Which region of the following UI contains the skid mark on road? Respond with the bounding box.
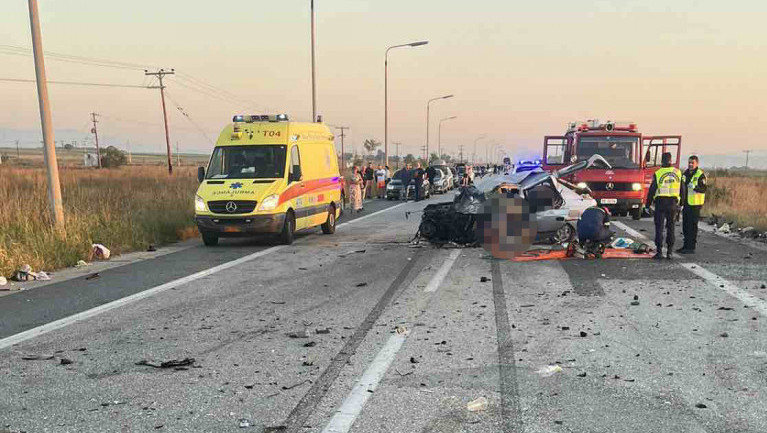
[320,332,408,433]
[279,250,423,432]
[492,260,523,432]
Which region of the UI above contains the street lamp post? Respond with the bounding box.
[438,116,457,160]
[426,94,453,162]
[384,41,428,168]
[472,135,486,164]
[310,0,317,122]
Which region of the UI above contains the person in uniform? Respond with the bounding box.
[646,152,685,260]
[677,155,707,254]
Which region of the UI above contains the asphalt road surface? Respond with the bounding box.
[1,183,766,433]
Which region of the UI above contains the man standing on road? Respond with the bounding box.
[363,163,374,201]
[677,155,707,254]
[646,152,685,260]
[414,162,425,201]
[375,165,387,199]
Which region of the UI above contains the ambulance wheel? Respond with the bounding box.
[201,231,219,247]
[322,204,336,234]
[631,208,642,220]
[280,211,295,245]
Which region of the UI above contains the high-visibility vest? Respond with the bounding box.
[685,169,705,206]
[654,167,682,200]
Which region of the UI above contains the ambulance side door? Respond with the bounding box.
[288,145,309,230]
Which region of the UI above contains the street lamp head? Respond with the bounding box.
[442,94,454,99]
[409,41,429,47]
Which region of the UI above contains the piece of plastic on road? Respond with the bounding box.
[610,237,633,249]
[91,244,111,260]
[0,276,6,286]
[467,396,488,412]
[537,365,563,377]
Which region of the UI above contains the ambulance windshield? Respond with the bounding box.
[207,145,287,179]
[576,136,638,169]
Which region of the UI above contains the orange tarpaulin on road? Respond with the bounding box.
[511,248,653,262]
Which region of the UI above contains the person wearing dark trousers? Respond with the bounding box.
[413,162,425,201]
[677,155,707,254]
[646,152,685,260]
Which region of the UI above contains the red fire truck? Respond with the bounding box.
[542,120,681,220]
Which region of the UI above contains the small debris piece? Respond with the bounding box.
[154,422,164,429]
[85,273,100,281]
[135,358,195,369]
[410,357,420,364]
[281,379,310,390]
[270,301,286,305]
[0,276,7,286]
[60,358,73,365]
[339,249,366,257]
[303,341,316,348]
[22,353,55,360]
[717,307,734,311]
[395,326,408,335]
[239,419,253,428]
[577,372,587,377]
[288,330,312,339]
[579,331,588,338]
[315,328,331,335]
[467,396,488,412]
[302,358,314,366]
[560,326,570,331]
[76,260,90,268]
[633,295,639,301]
[147,244,157,252]
[520,304,535,308]
[480,276,490,283]
[355,282,368,287]
[695,403,707,409]
[630,300,640,306]
[720,332,729,338]
[537,365,563,377]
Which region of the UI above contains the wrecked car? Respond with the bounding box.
[417,155,611,248]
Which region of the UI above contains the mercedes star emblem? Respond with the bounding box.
[225,201,237,213]
[606,182,615,191]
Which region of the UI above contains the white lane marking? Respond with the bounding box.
[612,220,649,242]
[424,249,461,292]
[0,246,282,351]
[336,203,405,229]
[320,248,461,433]
[681,263,767,317]
[321,332,407,433]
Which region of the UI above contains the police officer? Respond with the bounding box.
[646,152,685,260]
[677,155,707,254]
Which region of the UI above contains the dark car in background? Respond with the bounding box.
[386,178,406,200]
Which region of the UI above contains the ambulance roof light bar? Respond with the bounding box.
[232,114,290,123]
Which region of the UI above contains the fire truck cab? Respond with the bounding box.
[542,120,681,220]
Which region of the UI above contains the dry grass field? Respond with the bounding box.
[0,165,199,277]
[705,170,767,231]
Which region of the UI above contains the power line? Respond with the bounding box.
[164,90,215,145]
[0,44,152,70]
[0,77,147,88]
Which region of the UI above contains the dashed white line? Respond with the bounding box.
[681,263,767,317]
[424,249,461,292]
[612,220,649,243]
[336,203,405,229]
[321,332,408,433]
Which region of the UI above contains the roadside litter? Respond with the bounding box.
[135,357,196,369]
[467,396,488,412]
[537,365,563,377]
[0,276,6,286]
[10,265,53,282]
[75,260,90,268]
[90,243,111,260]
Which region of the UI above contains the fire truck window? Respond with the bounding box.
[546,144,565,164]
[644,146,660,167]
[665,145,679,165]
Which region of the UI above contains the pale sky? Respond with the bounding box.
[2,0,766,160]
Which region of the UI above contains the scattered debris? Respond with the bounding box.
[577,372,587,377]
[395,326,408,335]
[339,249,366,257]
[270,301,286,305]
[467,396,488,412]
[579,331,588,338]
[355,282,368,287]
[238,419,253,428]
[410,356,420,364]
[281,379,310,390]
[85,273,100,281]
[135,358,196,369]
[480,276,490,283]
[11,264,33,282]
[536,365,563,377]
[718,307,734,311]
[303,341,316,348]
[75,260,90,268]
[695,403,707,409]
[315,328,331,335]
[302,358,314,366]
[720,332,729,338]
[288,330,312,339]
[60,358,73,365]
[560,326,570,331]
[0,276,6,286]
[147,244,157,252]
[91,243,111,260]
[22,353,54,361]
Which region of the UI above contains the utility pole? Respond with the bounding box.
[458,144,464,164]
[335,126,349,171]
[744,150,752,169]
[393,141,401,169]
[145,68,175,174]
[90,112,101,168]
[310,0,317,122]
[28,0,64,231]
[176,141,180,166]
[15,140,20,159]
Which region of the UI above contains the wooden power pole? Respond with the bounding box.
[335,126,349,170]
[145,68,175,174]
[90,112,101,168]
[28,0,64,231]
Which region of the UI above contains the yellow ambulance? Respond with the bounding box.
[194,114,343,246]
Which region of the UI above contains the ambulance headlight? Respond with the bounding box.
[577,182,588,189]
[195,195,207,212]
[631,183,642,191]
[258,194,280,211]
